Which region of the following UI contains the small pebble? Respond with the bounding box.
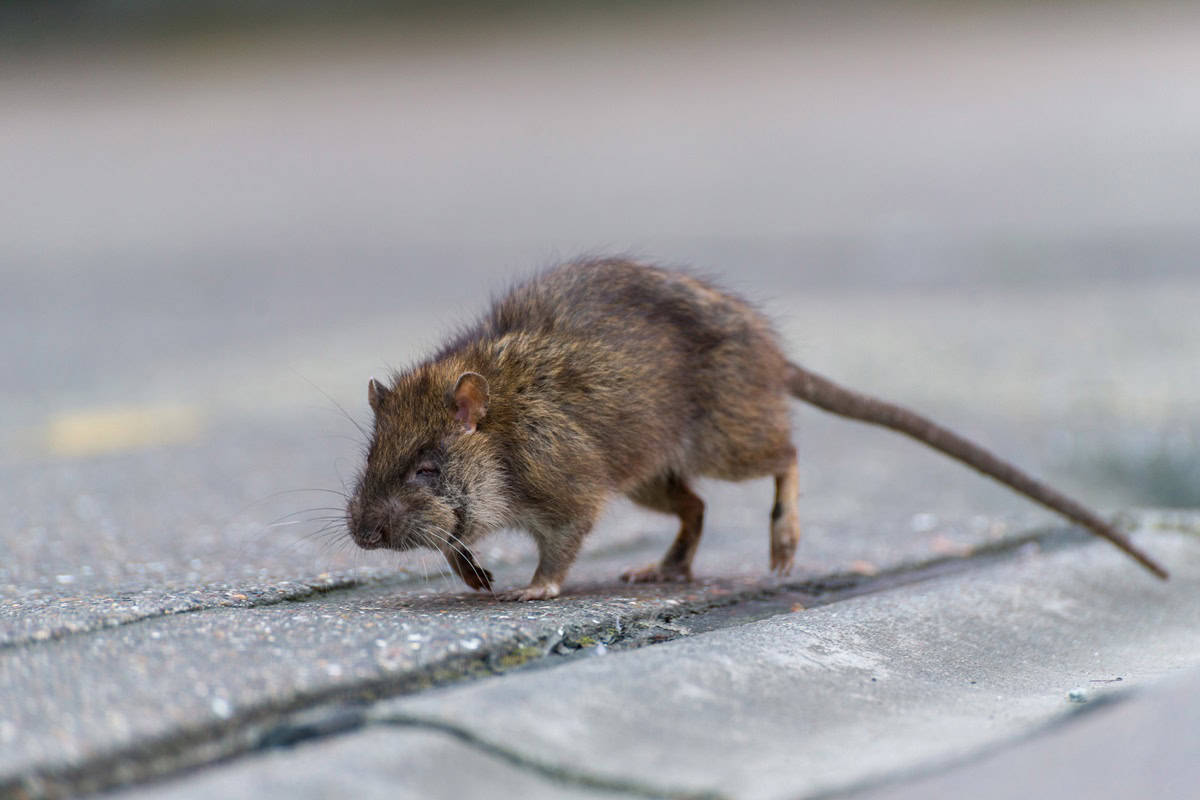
[1067,687,1088,704]
[211,698,232,719]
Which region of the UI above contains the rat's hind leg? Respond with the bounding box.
[771,454,802,575]
[621,474,705,583]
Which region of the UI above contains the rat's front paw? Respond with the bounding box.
[462,566,495,591]
[496,581,561,601]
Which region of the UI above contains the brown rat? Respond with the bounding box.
[346,258,1167,600]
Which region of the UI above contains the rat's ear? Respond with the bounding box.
[368,378,389,413]
[449,372,489,433]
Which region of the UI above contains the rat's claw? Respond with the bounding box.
[770,556,794,576]
[770,542,796,575]
[464,566,495,591]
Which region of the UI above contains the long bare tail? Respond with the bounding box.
[786,362,1168,579]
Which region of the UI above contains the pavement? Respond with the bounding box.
[3,4,1200,799]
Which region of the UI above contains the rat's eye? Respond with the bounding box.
[412,464,440,484]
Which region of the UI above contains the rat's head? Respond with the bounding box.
[347,367,508,554]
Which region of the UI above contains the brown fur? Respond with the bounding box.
[346,258,1165,601]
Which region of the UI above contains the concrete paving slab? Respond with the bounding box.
[856,665,1200,800]
[113,727,615,800]
[3,516,1179,798]
[368,524,1200,800]
[0,522,927,796]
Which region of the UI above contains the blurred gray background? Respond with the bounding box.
[2,0,1198,600]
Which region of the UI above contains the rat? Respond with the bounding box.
[345,257,1167,600]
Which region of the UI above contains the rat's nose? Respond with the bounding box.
[354,526,386,549]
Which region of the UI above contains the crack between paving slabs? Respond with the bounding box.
[0,532,669,652]
[0,523,1152,800]
[0,620,724,800]
[0,574,381,652]
[372,710,730,800]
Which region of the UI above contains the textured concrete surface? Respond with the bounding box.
[859,665,1200,800]
[380,527,1200,800]
[115,727,616,800]
[0,515,1050,793]
[103,522,1200,800]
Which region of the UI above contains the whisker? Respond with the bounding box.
[267,514,345,530]
[293,369,370,441]
[263,509,345,530]
[327,435,369,449]
[229,488,349,519]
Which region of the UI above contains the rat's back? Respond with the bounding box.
[467,258,775,353]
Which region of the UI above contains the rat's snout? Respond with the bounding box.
[347,495,410,551]
[351,514,389,550]
[346,496,381,549]
[357,528,385,549]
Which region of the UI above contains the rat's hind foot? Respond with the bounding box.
[770,459,802,576]
[770,542,796,576]
[496,581,561,602]
[624,474,704,585]
[770,510,800,575]
[620,562,693,584]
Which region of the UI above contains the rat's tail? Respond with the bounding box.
[785,361,1168,580]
